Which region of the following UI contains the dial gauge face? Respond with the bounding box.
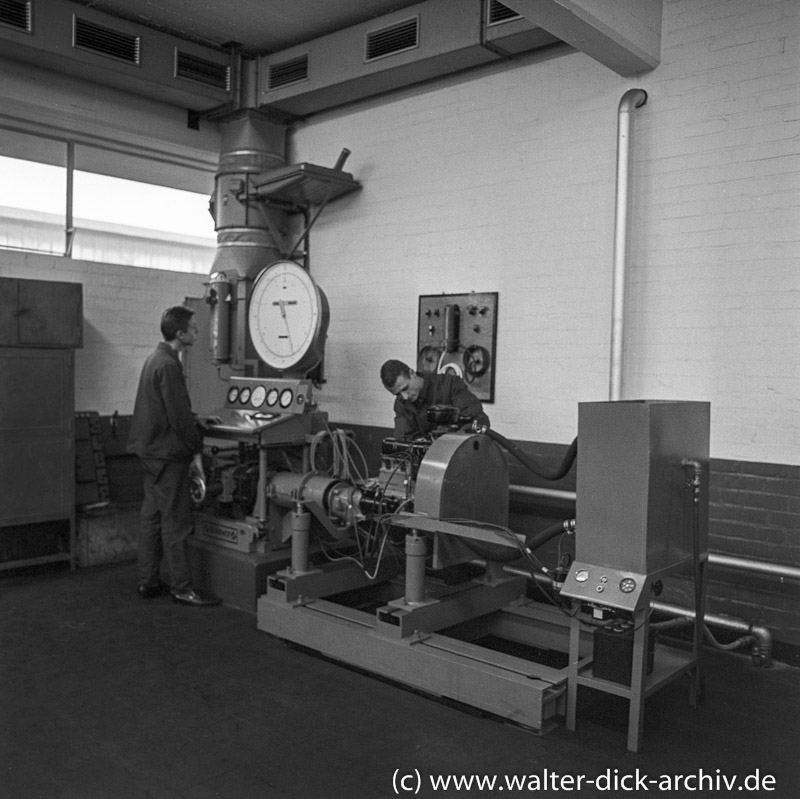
[266,388,279,407]
[227,386,240,404]
[250,385,267,408]
[238,386,251,405]
[279,388,294,409]
[248,261,329,372]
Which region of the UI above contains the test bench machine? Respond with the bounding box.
[190,263,709,754]
[188,118,709,751]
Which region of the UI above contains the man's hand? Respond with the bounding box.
[190,452,205,482]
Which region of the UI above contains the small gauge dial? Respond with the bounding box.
[227,386,240,404]
[251,386,267,408]
[266,388,279,407]
[619,578,637,594]
[279,388,294,409]
[239,386,251,405]
[575,569,589,583]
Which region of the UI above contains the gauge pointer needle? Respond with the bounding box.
[277,298,293,348]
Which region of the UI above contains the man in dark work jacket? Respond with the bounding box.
[128,305,219,606]
[380,358,490,439]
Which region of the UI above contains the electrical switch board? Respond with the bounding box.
[416,292,497,402]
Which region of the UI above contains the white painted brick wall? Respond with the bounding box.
[292,0,800,465]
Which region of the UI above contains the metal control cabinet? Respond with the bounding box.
[563,400,710,753]
[575,400,709,576]
[0,277,83,348]
[0,278,83,570]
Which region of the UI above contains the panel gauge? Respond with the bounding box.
[250,385,267,408]
[279,388,294,409]
[266,387,279,407]
[227,386,240,404]
[238,386,251,405]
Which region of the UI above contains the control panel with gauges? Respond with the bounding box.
[225,376,313,417]
[203,376,319,443]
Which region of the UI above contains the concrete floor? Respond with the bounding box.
[1,560,798,798]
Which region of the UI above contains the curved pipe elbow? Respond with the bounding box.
[619,88,648,113]
[749,623,773,667]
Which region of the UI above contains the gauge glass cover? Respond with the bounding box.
[248,261,328,371]
[250,386,267,407]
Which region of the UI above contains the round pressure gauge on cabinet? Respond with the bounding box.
[227,386,240,404]
[247,261,330,374]
[266,387,279,408]
[239,386,251,405]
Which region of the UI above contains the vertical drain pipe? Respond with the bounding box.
[609,89,647,401]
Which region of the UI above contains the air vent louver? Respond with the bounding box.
[175,51,230,91]
[488,1,522,25]
[73,16,140,64]
[365,16,419,62]
[269,54,309,89]
[0,0,31,32]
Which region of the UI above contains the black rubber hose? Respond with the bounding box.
[455,519,574,563]
[457,537,524,563]
[484,429,577,482]
[524,519,575,552]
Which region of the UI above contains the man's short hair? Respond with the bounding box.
[160,306,195,342]
[380,359,411,390]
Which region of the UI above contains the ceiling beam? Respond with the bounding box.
[498,0,662,76]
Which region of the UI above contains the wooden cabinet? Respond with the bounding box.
[0,277,83,348]
[0,278,82,570]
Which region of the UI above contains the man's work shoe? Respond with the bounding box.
[171,589,220,607]
[137,581,171,599]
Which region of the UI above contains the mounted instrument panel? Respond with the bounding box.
[224,377,313,416]
[559,562,651,612]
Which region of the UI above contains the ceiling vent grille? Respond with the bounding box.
[175,51,231,91]
[0,0,31,32]
[487,1,522,25]
[268,54,309,89]
[73,15,141,64]
[365,16,419,62]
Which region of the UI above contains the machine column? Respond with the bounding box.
[405,532,427,604]
[290,505,311,573]
[256,446,269,531]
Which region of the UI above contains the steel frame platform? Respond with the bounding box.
[257,567,583,733]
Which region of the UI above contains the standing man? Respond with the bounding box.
[128,305,219,606]
[380,359,490,440]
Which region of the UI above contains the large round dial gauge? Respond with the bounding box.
[250,385,267,408]
[248,260,330,374]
